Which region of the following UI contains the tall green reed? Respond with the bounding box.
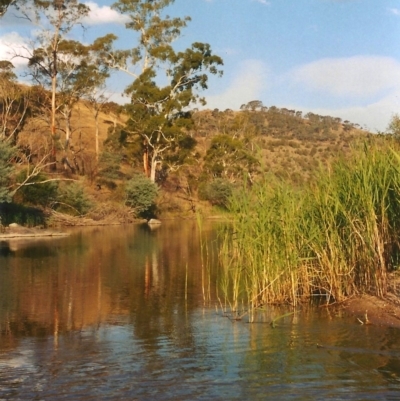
[219,139,400,312]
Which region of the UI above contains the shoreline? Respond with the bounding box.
[0,232,70,239]
[342,294,400,328]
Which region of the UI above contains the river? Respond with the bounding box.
[1,221,400,400]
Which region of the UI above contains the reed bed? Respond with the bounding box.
[219,140,400,318]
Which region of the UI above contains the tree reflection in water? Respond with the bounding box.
[1,222,400,400]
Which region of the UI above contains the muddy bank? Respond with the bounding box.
[343,293,400,328]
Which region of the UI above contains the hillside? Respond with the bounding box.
[191,107,368,185]
[4,98,372,221]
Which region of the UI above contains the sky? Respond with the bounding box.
[1,0,400,132]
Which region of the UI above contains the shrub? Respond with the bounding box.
[57,182,92,216]
[0,202,45,226]
[125,175,158,218]
[98,151,123,180]
[199,179,233,208]
[16,171,58,207]
[0,141,16,203]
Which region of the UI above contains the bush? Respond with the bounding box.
[0,141,16,203]
[199,179,233,208]
[125,175,158,218]
[57,182,92,216]
[16,171,58,207]
[98,152,123,180]
[0,202,45,227]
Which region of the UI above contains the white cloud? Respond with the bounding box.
[289,56,400,99]
[204,59,270,110]
[389,8,400,16]
[0,32,30,68]
[252,0,271,5]
[83,2,130,25]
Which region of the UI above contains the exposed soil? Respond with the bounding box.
[341,272,400,328]
[343,294,400,328]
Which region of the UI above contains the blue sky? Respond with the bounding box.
[1,0,400,131]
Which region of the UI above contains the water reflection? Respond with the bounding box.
[1,222,400,400]
[0,222,218,342]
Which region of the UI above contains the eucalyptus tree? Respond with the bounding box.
[387,114,400,138]
[82,35,118,163]
[17,0,90,169]
[0,0,43,17]
[0,61,30,144]
[107,0,223,182]
[29,38,112,171]
[0,0,15,16]
[204,134,260,183]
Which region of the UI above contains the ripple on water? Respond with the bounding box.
[2,309,400,400]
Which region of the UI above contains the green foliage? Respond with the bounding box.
[387,114,400,138]
[219,140,400,313]
[0,0,14,17]
[198,179,233,208]
[98,151,124,180]
[0,141,15,203]
[125,174,158,218]
[0,202,45,227]
[204,134,259,181]
[57,182,92,216]
[109,0,223,182]
[16,171,58,207]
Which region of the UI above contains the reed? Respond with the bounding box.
[219,139,400,310]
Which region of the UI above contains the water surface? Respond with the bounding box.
[1,221,400,400]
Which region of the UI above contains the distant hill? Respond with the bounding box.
[190,106,368,185]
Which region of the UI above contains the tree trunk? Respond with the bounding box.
[95,109,99,162]
[149,149,160,183]
[150,157,157,182]
[50,71,57,171]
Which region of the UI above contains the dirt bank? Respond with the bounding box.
[343,293,400,328]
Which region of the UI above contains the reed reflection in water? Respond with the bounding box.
[1,221,400,400]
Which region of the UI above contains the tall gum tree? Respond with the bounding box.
[16,0,90,170]
[0,61,31,144]
[29,38,112,171]
[108,0,223,182]
[0,0,15,16]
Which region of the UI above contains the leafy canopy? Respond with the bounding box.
[108,0,223,181]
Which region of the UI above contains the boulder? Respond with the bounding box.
[8,223,34,234]
[148,218,161,225]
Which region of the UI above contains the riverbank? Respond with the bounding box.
[0,223,70,239]
[343,294,400,328]
[342,273,400,328]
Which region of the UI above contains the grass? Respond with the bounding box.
[218,138,400,319]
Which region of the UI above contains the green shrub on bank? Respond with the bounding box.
[198,179,233,208]
[16,171,58,207]
[219,139,400,315]
[98,152,123,180]
[0,141,15,203]
[0,202,45,227]
[125,175,158,218]
[56,182,92,216]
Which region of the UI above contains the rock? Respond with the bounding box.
[148,219,161,225]
[8,223,34,234]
